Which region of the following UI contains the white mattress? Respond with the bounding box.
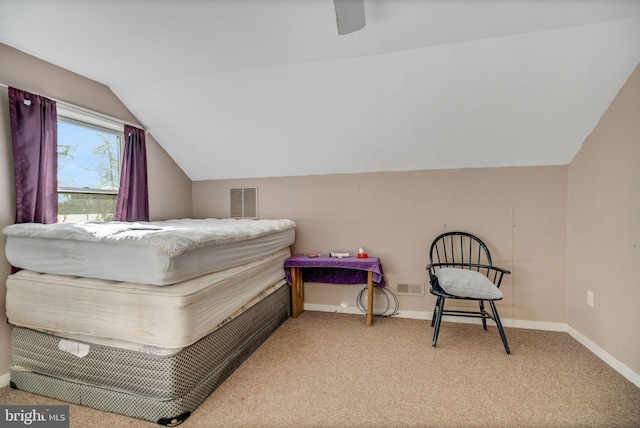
[6,248,291,351]
[4,218,295,285]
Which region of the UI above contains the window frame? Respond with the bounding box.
[56,106,125,222]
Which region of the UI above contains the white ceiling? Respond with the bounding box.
[1,0,639,181]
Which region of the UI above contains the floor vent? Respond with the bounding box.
[395,282,425,297]
[230,187,258,219]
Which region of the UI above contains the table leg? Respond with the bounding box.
[291,267,304,318]
[367,270,374,326]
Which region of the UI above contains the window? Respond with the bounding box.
[57,108,123,223]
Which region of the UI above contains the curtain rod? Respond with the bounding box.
[0,82,148,132]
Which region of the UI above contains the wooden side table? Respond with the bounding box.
[284,255,385,326]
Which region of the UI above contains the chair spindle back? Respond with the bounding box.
[429,231,493,272]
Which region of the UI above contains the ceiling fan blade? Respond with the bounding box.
[334,0,365,35]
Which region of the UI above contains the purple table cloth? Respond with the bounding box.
[284,254,386,288]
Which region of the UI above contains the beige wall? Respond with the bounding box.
[193,165,568,324]
[567,64,640,374]
[0,43,192,377]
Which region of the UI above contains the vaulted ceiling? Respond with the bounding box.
[1,0,639,180]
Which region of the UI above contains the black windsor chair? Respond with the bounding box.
[426,231,511,354]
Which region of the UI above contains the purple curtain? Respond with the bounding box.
[116,125,149,222]
[8,87,58,224]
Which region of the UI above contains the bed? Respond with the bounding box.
[3,218,296,426]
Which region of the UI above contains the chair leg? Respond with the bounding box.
[432,296,445,348]
[431,296,440,327]
[479,300,487,330]
[489,300,511,355]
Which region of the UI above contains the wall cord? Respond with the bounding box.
[356,285,399,318]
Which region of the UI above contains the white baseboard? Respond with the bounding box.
[513,319,568,332]
[303,304,639,388]
[304,303,364,316]
[0,372,10,388]
[567,326,640,389]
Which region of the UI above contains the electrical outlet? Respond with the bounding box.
[587,290,594,307]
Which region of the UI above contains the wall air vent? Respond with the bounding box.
[230,187,258,219]
[395,282,425,297]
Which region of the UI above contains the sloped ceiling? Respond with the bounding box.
[1,0,639,181]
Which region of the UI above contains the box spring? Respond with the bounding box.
[10,283,291,426]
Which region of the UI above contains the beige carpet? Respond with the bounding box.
[1,311,639,428]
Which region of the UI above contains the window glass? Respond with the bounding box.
[57,118,123,223]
